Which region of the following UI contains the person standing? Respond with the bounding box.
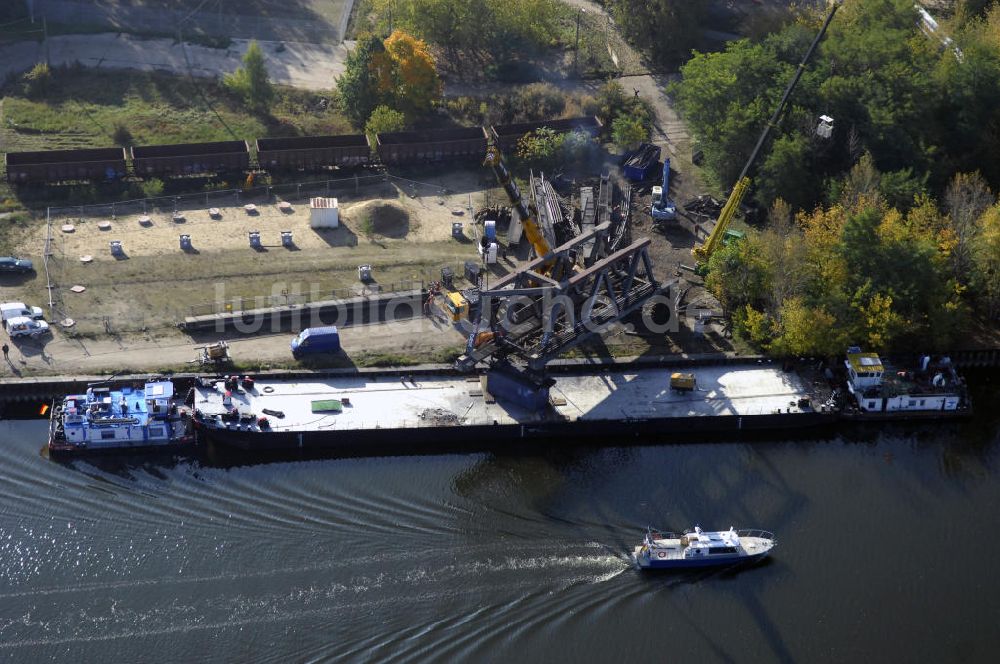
[2,343,9,362]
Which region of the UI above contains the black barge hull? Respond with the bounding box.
[195,411,838,456]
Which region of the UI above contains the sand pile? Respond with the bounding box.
[344,200,410,238]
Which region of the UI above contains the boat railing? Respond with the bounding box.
[645,527,683,543]
[736,529,776,542]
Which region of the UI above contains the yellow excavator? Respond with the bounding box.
[694,0,842,267]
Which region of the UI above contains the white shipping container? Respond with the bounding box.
[309,197,339,228]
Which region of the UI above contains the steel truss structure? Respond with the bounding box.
[455,224,670,372]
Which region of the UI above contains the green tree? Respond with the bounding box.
[972,204,1000,319]
[336,34,390,128]
[611,115,649,151]
[375,0,562,59]
[224,41,274,112]
[755,133,818,212]
[605,0,707,67]
[705,235,772,318]
[365,105,406,143]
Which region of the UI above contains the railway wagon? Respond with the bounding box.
[376,126,487,165]
[488,116,603,152]
[131,141,250,177]
[256,134,371,170]
[4,147,127,184]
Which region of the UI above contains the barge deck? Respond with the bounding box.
[191,363,835,453]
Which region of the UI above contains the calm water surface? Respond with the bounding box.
[1,401,998,662]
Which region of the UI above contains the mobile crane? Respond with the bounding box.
[483,145,553,267]
[693,0,842,266]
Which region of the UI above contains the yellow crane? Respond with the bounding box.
[483,145,552,267]
[694,0,842,266]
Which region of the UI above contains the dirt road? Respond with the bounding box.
[3,316,466,376]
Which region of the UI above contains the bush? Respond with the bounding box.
[611,115,649,151]
[364,105,406,143]
[515,127,563,171]
[22,62,51,99]
[517,83,566,121]
[223,41,274,112]
[358,215,375,240]
[141,178,164,198]
[112,123,133,147]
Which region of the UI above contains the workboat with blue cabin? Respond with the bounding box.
[632,526,776,570]
[47,379,194,454]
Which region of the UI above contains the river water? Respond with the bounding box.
[1,396,998,662]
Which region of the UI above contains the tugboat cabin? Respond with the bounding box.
[845,348,967,413]
[60,381,177,447]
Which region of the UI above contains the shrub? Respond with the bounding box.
[22,62,51,98]
[112,123,133,147]
[364,105,406,143]
[141,178,165,198]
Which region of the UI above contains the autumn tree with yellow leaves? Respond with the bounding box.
[336,30,442,129]
[705,158,1000,357]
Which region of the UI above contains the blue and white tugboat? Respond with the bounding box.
[47,379,194,454]
[632,526,776,570]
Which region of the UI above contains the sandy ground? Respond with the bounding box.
[41,186,467,263]
[0,33,348,90]
[2,171,495,343]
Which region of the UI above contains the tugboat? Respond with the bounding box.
[843,347,971,419]
[632,526,776,570]
[47,379,195,454]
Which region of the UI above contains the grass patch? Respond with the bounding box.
[1,65,348,154]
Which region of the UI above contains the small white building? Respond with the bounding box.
[309,197,339,229]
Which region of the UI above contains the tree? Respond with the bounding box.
[705,235,772,318]
[972,204,1000,319]
[382,30,442,121]
[337,31,441,128]
[771,297,844,357]
[611,115,649,151]
[605,0,707,67]
[944,171,994,283]
[755,133,818,212]
[337,35,390,128]
[224,41,273,112]
[365,105,406,143]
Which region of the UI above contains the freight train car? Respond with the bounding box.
[256,134,371,171]
[131,141,250,177]
[375,126,488,165]
[487,116,603,152]
[4,147,127,184]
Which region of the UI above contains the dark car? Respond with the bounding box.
[0,257,34,273]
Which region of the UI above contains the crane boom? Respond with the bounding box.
[484,145,552,262]
[694,0,841,264]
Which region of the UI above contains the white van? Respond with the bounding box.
[6,315,49,338]
[1,302,44,328]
